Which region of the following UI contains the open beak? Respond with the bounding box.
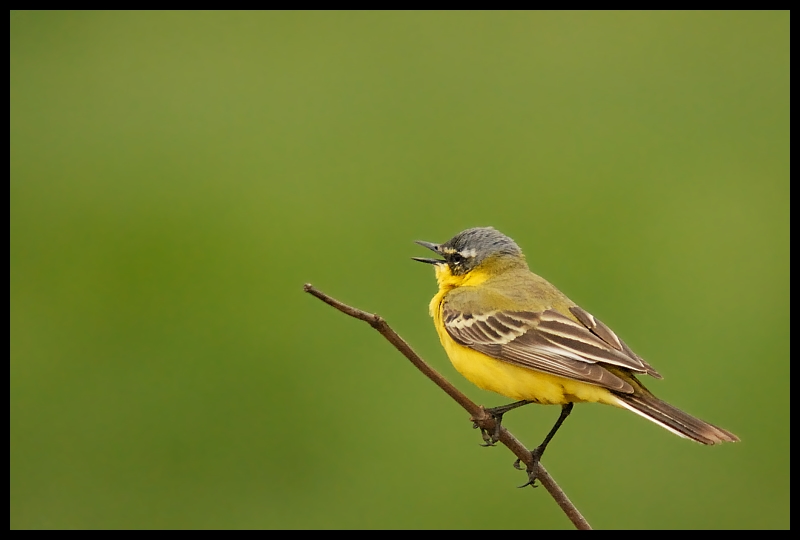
[412,240,446,265]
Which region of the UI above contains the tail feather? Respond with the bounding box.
[614,392,739,445]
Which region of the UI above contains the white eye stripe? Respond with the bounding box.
[460,248,477,258]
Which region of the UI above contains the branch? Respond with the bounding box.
[303,283,591,530]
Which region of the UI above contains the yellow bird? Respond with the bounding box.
[413,226,738,487]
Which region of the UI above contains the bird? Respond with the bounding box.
[413,226,738,487]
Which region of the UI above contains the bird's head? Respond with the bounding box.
[413,227,527,287]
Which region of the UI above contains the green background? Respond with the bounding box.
[10,11,789,529]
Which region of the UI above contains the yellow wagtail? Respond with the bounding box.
[413,227,738,487]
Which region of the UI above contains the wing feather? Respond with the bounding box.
[443,303,662,393]
[568,306,662,378]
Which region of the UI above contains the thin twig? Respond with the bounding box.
[304,283,591,530]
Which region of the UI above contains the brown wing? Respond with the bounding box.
[567,306,661,379]
[443,305,661,394]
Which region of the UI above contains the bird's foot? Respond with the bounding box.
[471,400,534,447]
[513,446,544,488]
[470,406,505,447]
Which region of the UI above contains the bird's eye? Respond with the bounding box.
[451,253,464,265]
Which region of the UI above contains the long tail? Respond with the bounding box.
[613,392,739,445]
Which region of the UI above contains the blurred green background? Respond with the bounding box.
[10,11,788,529]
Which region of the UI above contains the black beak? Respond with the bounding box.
[412,240,446,265]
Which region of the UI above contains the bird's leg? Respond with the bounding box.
[514,402,574,488]
[474,400,533,446]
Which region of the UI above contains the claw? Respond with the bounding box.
[514,447,543,488]
[472,406,502,446]
[478,427,496,447]
[491,421,502,444]
[517,475,538,489]
[482,426,501,446]
[517,465,540,488]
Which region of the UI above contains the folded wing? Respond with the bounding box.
[443,305,661,394]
